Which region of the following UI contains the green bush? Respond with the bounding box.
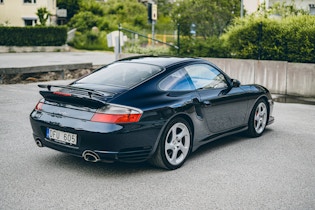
[222,15,315,63]
[171,36,229,58]
[68,31,111,51]
[68,11,101,32]
[125,45,171,55]
[0,26,67,46]
[283,16,315,63]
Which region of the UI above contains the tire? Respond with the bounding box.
[247,99,269,137]
[150,117,192,170]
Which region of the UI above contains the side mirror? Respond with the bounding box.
[231,79,241,87]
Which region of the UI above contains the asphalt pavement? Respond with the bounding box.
[0,52,315,209]
[0,80,315,209]
[0,51,115,68]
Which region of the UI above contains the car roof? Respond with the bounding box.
[117,56,204,68]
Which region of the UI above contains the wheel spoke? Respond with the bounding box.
[178,142,188,156]
[170,148,179,163]
[169,127,176,142]
[260,109,267,117]
[255,112,260,121]
[255,120,262,130]
[176,130,186,141]
[165,141,175,151]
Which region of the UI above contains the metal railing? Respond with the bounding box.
[118,24,180,55]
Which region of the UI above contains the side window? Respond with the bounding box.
[159,68,194,91]
[185,64,228,89]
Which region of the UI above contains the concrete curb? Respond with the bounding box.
[0,45,70,53]
[0,63,93,75]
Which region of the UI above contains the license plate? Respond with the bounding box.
[46,128,77,145]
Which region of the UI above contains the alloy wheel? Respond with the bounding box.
[164,122,191,166]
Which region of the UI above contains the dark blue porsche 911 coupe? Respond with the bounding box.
[30,56,274,169]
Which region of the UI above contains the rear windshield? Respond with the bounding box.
[76,62,162,88]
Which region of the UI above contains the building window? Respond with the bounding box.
[24,0,36,3]
[24,19,37,26]
[310,4,315,15]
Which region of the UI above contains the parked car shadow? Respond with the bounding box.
[39,128,273,176]
[189,128,273,161]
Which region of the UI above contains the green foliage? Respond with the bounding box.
[0,27,67,46]
[101,0,148,30]
[67,0,149,51]
[57,0,81,22]
[171,0,241,38]
[155,0,173,32]
[68,0,148,33]
[283,16,315,63]
[157,0,173,17]
[222,15,315,63]
[79,0,105,16]
[256,0,308,18]
[68,11,101,32]
[171,36,229,57]
[126,46,171,55]
[36,7,52,26]
[68,31,111,51]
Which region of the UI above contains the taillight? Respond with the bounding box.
[35,102,44,110]
[90,104,142,124]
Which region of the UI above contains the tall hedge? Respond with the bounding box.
[222,15,315,63]
[0,26,67,46]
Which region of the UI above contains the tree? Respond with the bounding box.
[36,7,51,26]
[57,0,81,22]
[80,0,104,16]
[67,0,149,50]
[68,0,148,32]
[157,0,173,17]
[171,0,241,39]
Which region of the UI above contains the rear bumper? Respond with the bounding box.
[32,132,156,163]
[30,112,163,163]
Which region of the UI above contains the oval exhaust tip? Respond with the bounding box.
[82,150,100,163]
[35,139,43,147]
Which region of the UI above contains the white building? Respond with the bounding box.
[0,0,56,26]
[267,0,314,11]
[244,0,315,14]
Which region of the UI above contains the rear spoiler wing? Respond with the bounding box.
[38,84,108,108]
[38,84,108,97]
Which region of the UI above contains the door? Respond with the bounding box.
[185,64,249,134]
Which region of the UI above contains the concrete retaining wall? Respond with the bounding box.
[202,58,315,97]
[287,63,315,97]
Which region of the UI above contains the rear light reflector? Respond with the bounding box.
[35,102,44,110]
[90,104,142,124]
[53,91,72,97]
